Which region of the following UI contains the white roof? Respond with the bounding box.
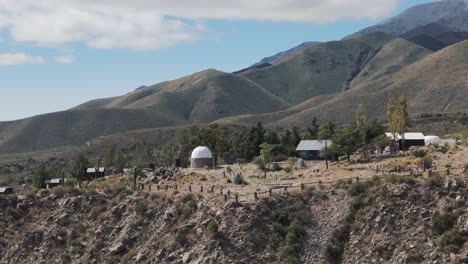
[87,167,105,173]
[191,146,213,159]
[296,140,332,151]
[385,132,425,140]
[0,187,9,192]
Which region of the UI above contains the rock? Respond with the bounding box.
[182,252,192,263]
[109,241,126,255]
[163,207,177,221]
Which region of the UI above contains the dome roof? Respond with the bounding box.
[191,146,213,159]
[425,135,442,146]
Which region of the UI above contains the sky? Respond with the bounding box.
[0,0,436,121]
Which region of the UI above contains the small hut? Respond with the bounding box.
[46,178,66,189]
[190,146,214,169]
[85,167,106,180]
[0,187,14,195]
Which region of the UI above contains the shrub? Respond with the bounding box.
[253,156,266,170]
[175,228,190,246]
[284,167,292,173]
[419,156,433,169]
[234,174,246,185]
[134,200,147,216]
[432,211,456,235]
[322,242,343,264]
[283,221,306,264]
[441,228,466,252]
[412,148,427,158]
[427,174,443,189]
[271,163,282,171]
[464,163,468,173]
[206,220,219,237]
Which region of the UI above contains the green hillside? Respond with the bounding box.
[349,38,432,87]
[0,70,289,154]
[219,40,468,127]
[239,32,393,104]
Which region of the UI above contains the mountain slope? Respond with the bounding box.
[346,0,468,40]
[239,32,393,104]
[219,40,468,127]
[0,70,290,154]
[349,38,432,87]
[251,41,321,67]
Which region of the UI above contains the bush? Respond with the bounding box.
[284,167,292,173]
[206,220,219,236]
[464,163,468,173]
[253,156,266,170]
[441,228,466,252]
[283,221,306,264]
[175,228,190,246]
[271,163,282,171]
[427,174,443,189]
[432,211,456,235]
[419,156,433,169]
[412,148,427,158]
[322,242,343,264]
[134,200,147,216]
[234,174,246,185]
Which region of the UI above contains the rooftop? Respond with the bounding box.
[296,140,332,151]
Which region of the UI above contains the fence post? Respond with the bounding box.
[356,177,360,182]
[211,186,214,193]
[165,185,168,191]
[301,183,304,191]
[446,167,450,175]
[284,186,288,192]
[235,195,239,206]
[319,180,322,186]
[149,184,151,192]
[175,184,178,190]
[157,185,160,191]
[189,185,192,193]
[269,189,272,196]
[200,186,203,193]
[227,190,231,197]
[220,189,223,195]
[254,192,258,200]
[224,194,227,202]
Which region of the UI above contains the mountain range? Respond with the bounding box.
[1,0,468,155]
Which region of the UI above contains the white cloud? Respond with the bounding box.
[0,53,44,66]
[54,55,76,64]
[0,0,403,50]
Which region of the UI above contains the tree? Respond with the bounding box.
[103,145,116,168]
[307,117,319,139]
[395,95,409,150]
[69,154,90,179]
[33,163,49,189]
[265,131,280,145]
[355,104,368,145]
[113,150,127,173]
[317,122,335,140]
[292,127,302,147]
[387,98,398,154]
[332,128,362,161]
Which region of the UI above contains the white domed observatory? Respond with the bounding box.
[190,146,214,169]
[425,135,442,146]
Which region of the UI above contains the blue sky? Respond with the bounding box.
[0,0,435,121]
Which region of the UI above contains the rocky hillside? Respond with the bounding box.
[0,173,466,263]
